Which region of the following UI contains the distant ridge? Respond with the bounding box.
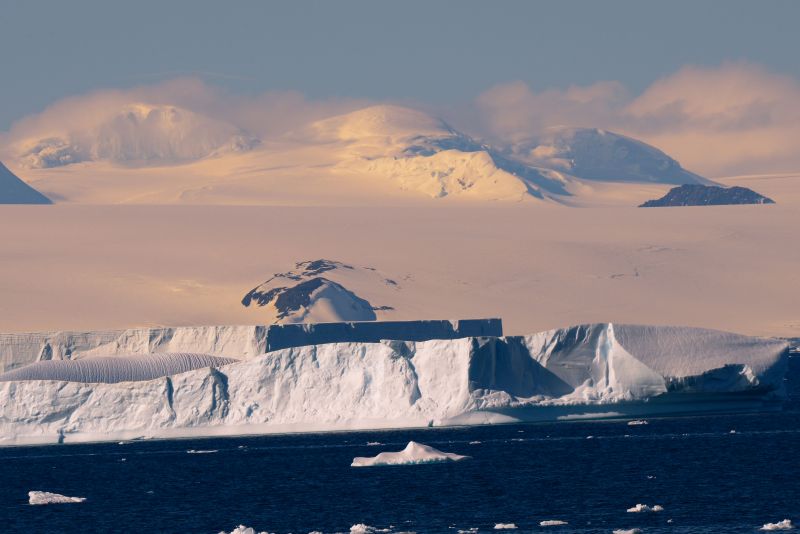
[0,162,51,204]
[639,184,774,207]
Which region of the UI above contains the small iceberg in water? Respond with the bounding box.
[627,420,648,426]
[187,449,218,454]
[539,519,568,526]
[351,441,469,467]
[28,491,86,505]
[627,503,664,513]
[760,519,794,531]
[493,524,518,530]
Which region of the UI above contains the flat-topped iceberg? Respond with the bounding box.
[0,323,789,445]
[351,441,469,467]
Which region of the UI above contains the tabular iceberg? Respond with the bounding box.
[0,323,789,445]
[351,441,469,467]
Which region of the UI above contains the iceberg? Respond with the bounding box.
[761,520,794,531]
[539,520,568,526]
[0,323,789,446]
[28,491,86,505]
[351,441,469,467]
[493,524,518,530]
[627,504,664,513]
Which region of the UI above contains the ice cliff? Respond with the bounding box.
[0,323,789,445]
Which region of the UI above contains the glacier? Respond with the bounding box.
[0,322,789,446]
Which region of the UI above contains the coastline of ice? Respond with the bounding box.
[28,491,86,505]
[351,441,469,467]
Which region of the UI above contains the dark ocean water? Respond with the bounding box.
[2,405,800,534]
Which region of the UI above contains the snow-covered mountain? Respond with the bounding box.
[506,127,714,186]
[242,259,401,323]
[14,103,257,168]
[4,103,715,206]
[0,322,789,445]
[0,161,50,204]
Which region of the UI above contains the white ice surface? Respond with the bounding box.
[539,519,568,526]
[627,504,664,513]
[351,441,469,467]
[493,524,518,530]
[28,491,86,505]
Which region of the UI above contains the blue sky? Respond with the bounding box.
[2,0,799,131]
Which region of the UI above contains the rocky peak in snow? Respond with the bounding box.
[241,259,400,323]
[639,184,775,207]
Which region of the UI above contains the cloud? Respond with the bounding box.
[471,63,800,177]
[1,79,369,167]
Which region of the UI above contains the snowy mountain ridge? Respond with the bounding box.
[3,103,724,205]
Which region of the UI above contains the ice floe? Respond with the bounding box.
[539,519,568,526]
[28,491,86,505]
[627,503,664,513]
[493,524,518,530]
[761,519,794,531]
[351,441,469,467]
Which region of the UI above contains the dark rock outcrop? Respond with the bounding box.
[639,184,774,207]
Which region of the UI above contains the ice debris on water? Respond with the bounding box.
[613,529,642,534]
[760,519,794,531]
[627,420,648,426]
[350,525,391,534]
[627,503,664,513]
[28,491,86,505]
[539,519,568,526]
[218,526,271,534]
[493,524,518,530]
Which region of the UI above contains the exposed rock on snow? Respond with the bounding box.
[0,161,51,204]
[0,353,237,383]
[351,441,469,467]
[0,323,789,445]
[639,184,775,207]
[28,491,86,505]
[242,259,400,323]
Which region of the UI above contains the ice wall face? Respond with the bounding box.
[0,320,502,373]
[0,323,789,445]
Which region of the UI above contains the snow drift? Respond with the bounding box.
[0,323,788,445]
[0,353,237,383]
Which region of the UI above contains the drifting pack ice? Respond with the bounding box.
[0,321,790,445]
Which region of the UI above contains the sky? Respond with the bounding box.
[2,0,800,176]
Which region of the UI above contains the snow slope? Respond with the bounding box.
[0,323,788,445]
[0,161,51,204]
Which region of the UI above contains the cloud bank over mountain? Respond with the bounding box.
[2,63,799,176]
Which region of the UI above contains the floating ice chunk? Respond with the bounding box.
[187,449,218,454]
[539,519,568,526]
[219,526,270,534]
[28,491,86,505]
[613,529,642,534]
[760,519,794,531]
[469,441,481,445]
[351,441,469,467]
[627,420,648,426]
[366,441,383,446]
[494,524,518,530]
[627,503,663,513]
[350,525,391,533]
